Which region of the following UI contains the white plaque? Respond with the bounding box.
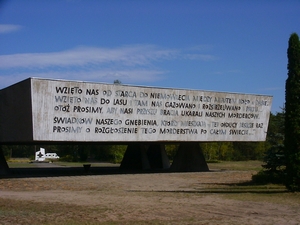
[29,78,272,142]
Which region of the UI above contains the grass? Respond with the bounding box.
[7,162,36,168]
[7,159,119,168]
[1,160,300,225]
[7,158,262,170]
[54,161,119,167]
[207,160,263,171]
[223,189,300,204]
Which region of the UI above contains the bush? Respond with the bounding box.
[262,144,285,172]
[59,154,78,162]
[252,170,286,184]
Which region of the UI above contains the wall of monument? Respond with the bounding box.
[29,78,272,142]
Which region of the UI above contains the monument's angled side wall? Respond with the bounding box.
[0,78,33,142]
[0,77,273,143]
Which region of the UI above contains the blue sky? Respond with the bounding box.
[0,0,299,113]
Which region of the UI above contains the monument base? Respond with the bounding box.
[120,143,170,170]
[170,143,209,172]
[120,143,208,172]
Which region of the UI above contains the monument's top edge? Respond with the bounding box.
[2,77,273,97]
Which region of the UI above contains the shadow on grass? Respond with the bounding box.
[1,163,220,178]
[128,179,288,194]
[1,166,178,179]
[129,184,288,195]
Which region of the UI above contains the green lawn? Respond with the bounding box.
[207,160,263,171]
[7,158,263,171]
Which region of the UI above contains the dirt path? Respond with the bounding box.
[0,171,299,225]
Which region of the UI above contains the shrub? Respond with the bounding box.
[252,170,286,184]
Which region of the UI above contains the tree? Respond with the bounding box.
[113,80,122,85]
[262,112,285,172]
[285,33,300,191]
[231,142,265,161]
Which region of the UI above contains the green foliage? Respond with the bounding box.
[252,111,286,185]
[113,79,122,85]
[262,145,285,172]
[59,154,76,162]
[201,142,234,161]
[109,145,127,163]
[92,145,126,163]
[262,111,286,172]
[232,142,266,161]
[200,141,265,161]
[165,144,179,160]
[1,145,12,160]
[285,32,300,191]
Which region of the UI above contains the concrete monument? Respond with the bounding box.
[0,78,273,173]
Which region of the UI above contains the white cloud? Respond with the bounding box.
[0,45,177,69]
[0,24,23,34]
[0,44,216,88]
[0,69,166,88]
